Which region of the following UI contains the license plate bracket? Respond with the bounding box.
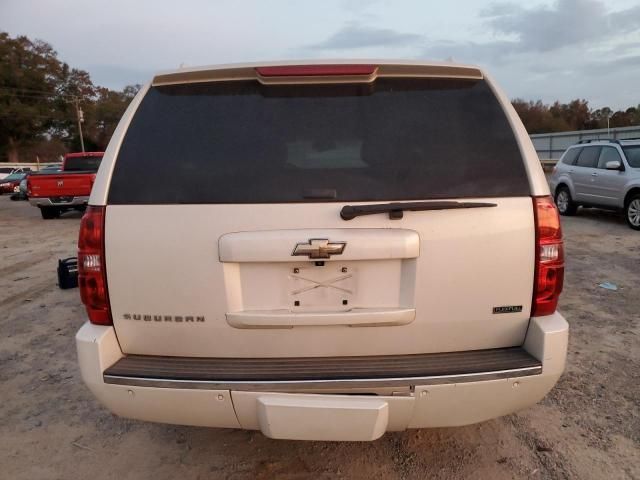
[289,263,355,311]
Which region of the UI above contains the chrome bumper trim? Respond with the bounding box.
[103,366,542,391]
[29,195,89,207]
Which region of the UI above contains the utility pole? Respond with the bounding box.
[74,97,85,152]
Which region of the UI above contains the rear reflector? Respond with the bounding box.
[78,206,111,325]
[532,196,564,317]
[256,65,377,77]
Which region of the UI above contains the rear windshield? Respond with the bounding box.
[65,156,102,172]
[109,78,529,204]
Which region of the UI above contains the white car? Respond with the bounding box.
[76,60,568,441]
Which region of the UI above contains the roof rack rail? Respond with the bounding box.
[577,139,621,144]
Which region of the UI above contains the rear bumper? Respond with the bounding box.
[76,313,568,440]
[29,195,89,207]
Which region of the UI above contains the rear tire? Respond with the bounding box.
[555,187,577,216]
[625,194,640,230]
[40,207,60,219]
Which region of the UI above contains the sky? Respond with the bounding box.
[2,0,640,109]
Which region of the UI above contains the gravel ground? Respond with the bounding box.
[0,196,638,480]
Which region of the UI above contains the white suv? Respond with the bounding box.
[75,61,568,441]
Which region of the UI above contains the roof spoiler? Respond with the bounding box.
[152,62,483,86]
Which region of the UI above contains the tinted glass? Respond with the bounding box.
[622,146,640,168]
[575,147,601,168]
[109,78,529,204]
[65,156,102,171]
[561,148,581,165]
[597,147,622,169]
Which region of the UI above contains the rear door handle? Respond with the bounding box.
[591,172,598,176]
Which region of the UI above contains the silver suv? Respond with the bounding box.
[549,139,640,230]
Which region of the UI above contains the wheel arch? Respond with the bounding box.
[624,187,640,207]
[554,182,570,197]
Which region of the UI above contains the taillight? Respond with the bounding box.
[256,64,377,77]
[532,196,564,316]
[78,206,111,325]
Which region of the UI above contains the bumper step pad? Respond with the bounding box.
[104,347,541,390]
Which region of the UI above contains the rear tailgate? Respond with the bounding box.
[29,173,94,198]
[105,200,533,357]
[102,65,536,358]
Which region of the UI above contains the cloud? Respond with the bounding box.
[424,40,516,65]
[426,0,640,62]
[478,2,523,18]
[483,0,640,52]
[609,4,640,33]
[484,0,607,52]
[581,54,640,72]
[2,0,637,109]
[421,0,640,108]
[84,64,154,90]
[308,23,424,50]
[340,0,382,14]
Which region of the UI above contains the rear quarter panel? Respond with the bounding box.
[549,165,574,198]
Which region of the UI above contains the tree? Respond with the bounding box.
[591,107,613,129]
[48,65,98,151]
[0,33,62,162]
[511,99,570,134]
[88,85,139,150]
[0,32,139,162]
[512,98,640,134]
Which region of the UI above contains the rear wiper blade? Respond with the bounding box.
[340,200,497,220]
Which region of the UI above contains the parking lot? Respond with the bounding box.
[0,195,638,480]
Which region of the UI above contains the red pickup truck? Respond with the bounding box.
[28,152,104,219]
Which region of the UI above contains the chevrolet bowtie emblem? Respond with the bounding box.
[292,238,346,259]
